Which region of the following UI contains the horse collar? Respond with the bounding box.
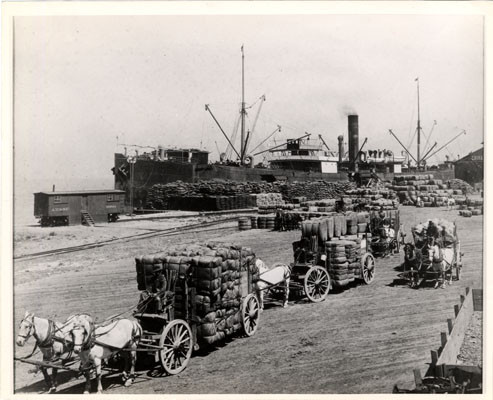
[81,321,96,351]
[37,320,56,349]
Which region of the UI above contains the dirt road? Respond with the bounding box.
[13,207,483,394]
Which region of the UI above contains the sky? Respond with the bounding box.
[13,13,484,192]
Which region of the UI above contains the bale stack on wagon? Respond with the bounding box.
[135,242,259,347]
[300,212,371,244]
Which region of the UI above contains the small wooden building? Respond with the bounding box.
[34,190,125,226]
[454,147,483,185]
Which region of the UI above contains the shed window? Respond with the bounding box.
[107,194,119,202]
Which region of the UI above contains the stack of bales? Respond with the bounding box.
[299,215,367,287]
[135,242,258,346]
[458,198,483,217]
[279,181,355,202]
[254,193,285,213]
[343,188,399,210]
[146,180,357,210]
[390,175,469,207]
[448,179,475,194]
[324,239,362,287]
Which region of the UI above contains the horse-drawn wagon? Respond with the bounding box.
[368,209,403,258]
[400,219,462,289]
[256,214,377,304]
[133,242,261,375]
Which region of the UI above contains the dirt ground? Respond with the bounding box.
[457,312,483,367]
[12,206,483,394]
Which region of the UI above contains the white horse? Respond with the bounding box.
[428,244,455,288]
[16,311,90,393]
[254,259,291,309]
[71,315,142,394]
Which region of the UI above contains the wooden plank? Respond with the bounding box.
[436,290,474,365]
[14,357,79,372]
[472,289,483,311]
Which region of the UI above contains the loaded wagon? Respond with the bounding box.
[133,243,260,374]
[400,219,462,288]
[368,209,403,257]
[286,213,376,302]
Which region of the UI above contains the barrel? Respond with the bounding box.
[257,216,267,229]
[238,217,251,231]
[250,216,258,229]
[266,215,276,230]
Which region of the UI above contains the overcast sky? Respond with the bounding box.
[14,13,483,190]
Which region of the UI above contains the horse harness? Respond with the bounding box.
[18,315,74,361]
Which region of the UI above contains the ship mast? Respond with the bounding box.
[240,45,246,164]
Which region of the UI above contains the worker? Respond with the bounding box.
[382,218,395,243]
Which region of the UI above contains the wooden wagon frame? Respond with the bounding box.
[368,209,404,258]
[400,223,463,288]
[276,231,377,304]
[133,264,260,375]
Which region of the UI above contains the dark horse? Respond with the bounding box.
[403,243,426,288]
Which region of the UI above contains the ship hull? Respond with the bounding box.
[113,153,348,207]
[113,153,455,208]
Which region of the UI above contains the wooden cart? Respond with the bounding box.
[368,209,403,257]
[401,222,462,288]
[133,265,260,375]
[288,233,376,303]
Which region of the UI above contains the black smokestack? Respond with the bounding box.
[338,135,344,163]
[348,115,359,165]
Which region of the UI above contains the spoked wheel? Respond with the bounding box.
[303,266,330,303]
[361,253,376,284]
[241,293,260,337]
[158,319,193,375]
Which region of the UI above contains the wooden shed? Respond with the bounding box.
[34,190,125,226]
[454,148,483,185]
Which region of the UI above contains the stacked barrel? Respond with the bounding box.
[299,214,368,287]
[325,239,362,287]
[135,242,259,346]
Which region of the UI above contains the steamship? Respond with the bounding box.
[113,115,406,208]
[112,51,459,208]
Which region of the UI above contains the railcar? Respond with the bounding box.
[34,190,125,226]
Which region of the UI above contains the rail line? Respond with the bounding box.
[15,217,239,261]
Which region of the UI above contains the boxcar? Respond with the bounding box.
[34,190,125,226]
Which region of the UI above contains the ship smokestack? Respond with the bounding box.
[338,135,344,163]
[348,115,359,166]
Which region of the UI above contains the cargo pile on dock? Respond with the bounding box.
[135,242,259,345]
[145,180,356,211]
[390,175,472,207]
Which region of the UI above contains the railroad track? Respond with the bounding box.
[15,217,240,261]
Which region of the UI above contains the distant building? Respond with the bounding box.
[454,147,483,185]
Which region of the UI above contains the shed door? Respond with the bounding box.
[81,195,89,210]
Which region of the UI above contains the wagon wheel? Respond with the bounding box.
[241,293,260,337]
[158,319,193,375]
[360,253,376,284]
[303,266,330,303]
